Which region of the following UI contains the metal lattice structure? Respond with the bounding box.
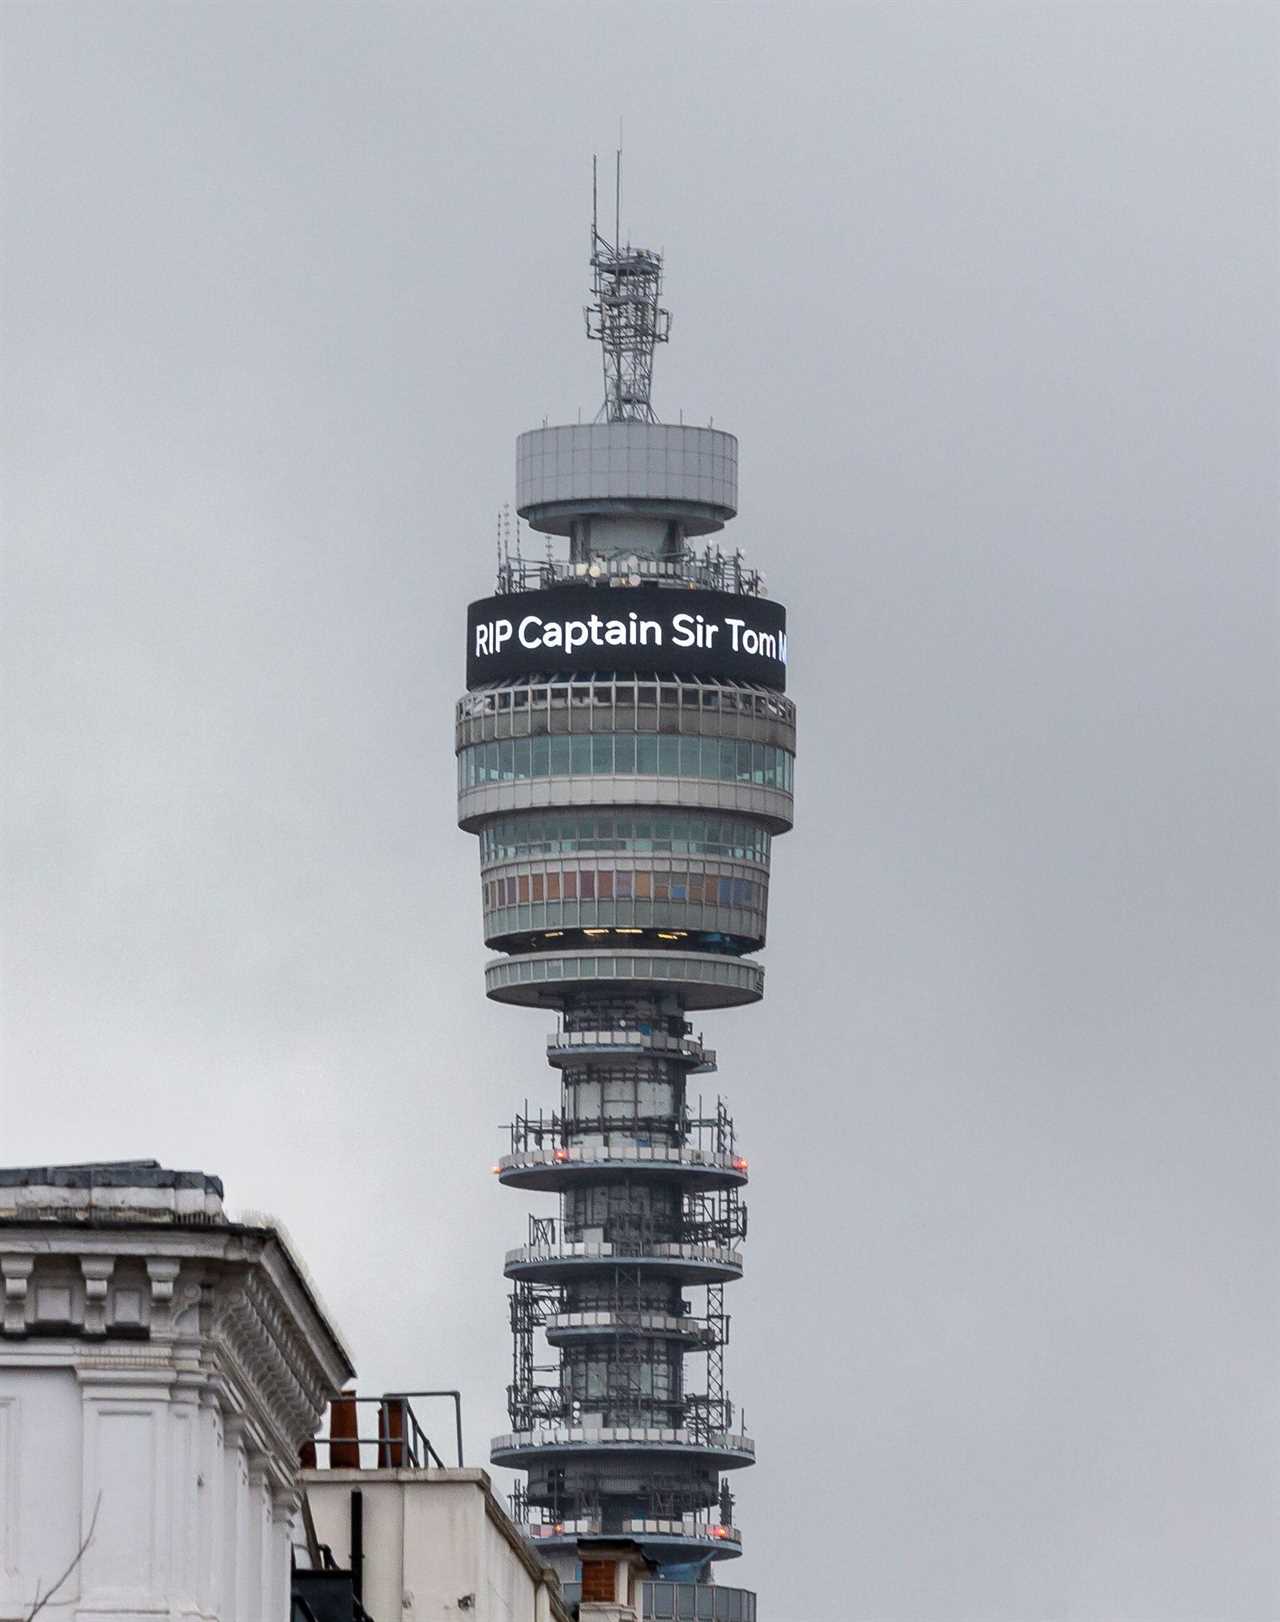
[458,193,795,1587]
[586,153,671,423]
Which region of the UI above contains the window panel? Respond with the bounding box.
[461,739,791,801]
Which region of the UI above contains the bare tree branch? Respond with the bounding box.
[24,1493,101,1622]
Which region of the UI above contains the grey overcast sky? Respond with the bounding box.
[1,4,1276,1618]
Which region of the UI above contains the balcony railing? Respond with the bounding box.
[497,1143,747,1178]
[543,1308,719,1342]
[504,1239,743,1273]
[301,1390,464,1471]
[492,1424,754,1457]
[547,1025,715,1068]
[494,549,766,600]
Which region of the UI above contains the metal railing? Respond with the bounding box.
[305,1390,464,1471]
[495,549,766,599]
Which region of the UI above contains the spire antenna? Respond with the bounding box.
[584,151,671,423]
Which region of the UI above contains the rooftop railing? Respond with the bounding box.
[301,1390,464,1472]
[495,550,766,599]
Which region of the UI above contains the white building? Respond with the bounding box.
[302,1456,573,1622]
[0,1161,353,1622]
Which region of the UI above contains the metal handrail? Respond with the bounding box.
[383,1390,464,1468]
[309,1391,464,1471]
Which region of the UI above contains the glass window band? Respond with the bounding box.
[478,813,770,865]
[458,734,794,793]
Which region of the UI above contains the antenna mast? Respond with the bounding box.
[585,151,671,423]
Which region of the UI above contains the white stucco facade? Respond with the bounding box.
[302,1468,571,1622]
[0,1164,353,1622]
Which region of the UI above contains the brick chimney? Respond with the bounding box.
[576,1541,652,1622]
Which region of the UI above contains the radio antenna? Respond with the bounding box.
[585,150,671,423]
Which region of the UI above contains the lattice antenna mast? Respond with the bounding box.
[585,152,671,423]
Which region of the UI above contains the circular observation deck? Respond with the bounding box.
[497,1142,748,1194]
[485,948,763,1010]
[523,1520,744,1566]
[503,1239,743,1287]
[545,1025,715,1071]
[457,772,794,838]
[516,424,738,538]
[491,1424,755,1473]
[542,1308,719,1348]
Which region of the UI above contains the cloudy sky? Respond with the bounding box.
[2,5,1276,1618]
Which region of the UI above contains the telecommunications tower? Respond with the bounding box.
[457,164,796,1604]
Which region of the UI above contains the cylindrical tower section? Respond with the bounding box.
[463,397,793,1582]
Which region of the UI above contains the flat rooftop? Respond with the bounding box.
[0,1159,225,1223]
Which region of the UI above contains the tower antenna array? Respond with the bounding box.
[586,152,671,424]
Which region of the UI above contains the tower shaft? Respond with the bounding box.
[458,205,795,1584]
